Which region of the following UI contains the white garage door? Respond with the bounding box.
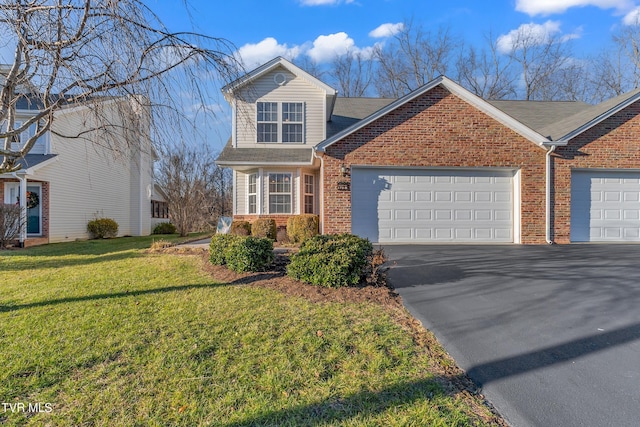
[571,170,640,242]
[351,168,515,243]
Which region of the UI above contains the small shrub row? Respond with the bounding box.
[287,234,373,288]
[229,215,319,243]
[287,214,319,243]
[230,221,251,236]
[209,234,274,272]
[152,222,177,234]
[251,218,276,240]
[87,218,119,239]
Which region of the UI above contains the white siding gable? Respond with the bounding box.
[234,66,326,148]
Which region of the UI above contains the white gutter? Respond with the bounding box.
[11,172,27,248]
[312,148,325,234]
[546,145,557,244]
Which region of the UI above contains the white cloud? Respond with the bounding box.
[307,32,355,63]
[369,22,405,38]
[515,0,633,16]
[236,38,302,69]
[299,0,354,5]
[497,20,566,53]
[623,6,640,24]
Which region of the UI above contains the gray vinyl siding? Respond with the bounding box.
[234,67,326,148]
[235,170,247,215]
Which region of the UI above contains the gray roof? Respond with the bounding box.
[19,154,57,168]
[488,100,591,136]
[538,89,640,140]
[216,140,313,165]
[327,97,396,138]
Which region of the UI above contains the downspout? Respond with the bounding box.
[312,148,324,234]
[545,145,557,244]
[11,172,27,248]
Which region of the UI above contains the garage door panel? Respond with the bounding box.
[571,171,640,242]
[352,168,515,243]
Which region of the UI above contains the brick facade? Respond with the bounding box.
[233,214,292,228]
[553,103,640,243]
[323,86,549,244]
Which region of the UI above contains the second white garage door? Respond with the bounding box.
[351,168,516,243]
[571,170,640,242]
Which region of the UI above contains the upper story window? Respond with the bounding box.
[257,102,304,144]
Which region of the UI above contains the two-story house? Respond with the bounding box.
[218,56,640,244]
[0,95,154,247]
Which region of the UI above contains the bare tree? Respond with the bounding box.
[499,26,571,100]
[0,0,242,174]
[156,143,230,237]
[331,50,373,97]
[0,203,21,248]
[373,21,459,97]
[456,34,517,100]
[588,21,640,103]
[294,56,326,81]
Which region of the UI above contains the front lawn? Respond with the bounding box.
[0,236,501,426]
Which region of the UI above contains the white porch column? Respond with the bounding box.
[12,173,27,247]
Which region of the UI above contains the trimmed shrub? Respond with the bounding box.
[209,233,240,265]
[287,233,373,288]
[152,222,177,234]
[230,220,251,236]
[286,214,319,243]
[87,218,119,239]
[224,236,274,273]
[251,218,277,240]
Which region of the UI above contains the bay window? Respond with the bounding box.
[268,173,292,214]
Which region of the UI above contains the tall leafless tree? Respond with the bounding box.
[373,21,459,97]
[156,143,231,237]
[0,0,242,174]
[499,26,572,100]
[331,50,373,97]
[456,34,518,100]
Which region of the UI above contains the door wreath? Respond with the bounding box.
[26,191,39,209]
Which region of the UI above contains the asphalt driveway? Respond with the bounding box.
[385,244,640,427]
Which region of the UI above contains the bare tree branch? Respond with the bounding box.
[0,0,243,173]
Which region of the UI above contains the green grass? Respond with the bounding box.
[0,236,495,426]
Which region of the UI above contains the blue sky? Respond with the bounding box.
[149,0,640,69]
[144,0,640,150]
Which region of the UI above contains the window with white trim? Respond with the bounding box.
[268,173,292,214]
[248,173,257,214]
[257,102,278,143]
[304,174,314,214]
[256,102,304,143]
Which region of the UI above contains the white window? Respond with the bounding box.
[256,102,304,143]
[257,102,278,143]
[304,174,314,214]
[248,173,257,214]
[282,103,303,143]
[268,173,292,214]
[1,120,31,150]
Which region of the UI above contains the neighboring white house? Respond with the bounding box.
[0,96,154,246]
